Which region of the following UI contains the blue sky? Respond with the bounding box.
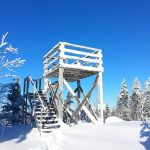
[0,0,150,106]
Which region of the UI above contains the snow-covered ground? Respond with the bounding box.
[0,118,150,150]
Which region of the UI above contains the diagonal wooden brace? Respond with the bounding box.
[63,75,99,124]
[71,75,98,119]
[79,86,98,121]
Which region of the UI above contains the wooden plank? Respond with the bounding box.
[64,42,101,52]
[43,50,59,64]
[82,106,98,124]
[73,51,99,65]
[63,79,77,98]
[44,57,58,69]
[43,42,61,58]
[62,64,101,72]
[63,55,99,63]
[64,48,99,57]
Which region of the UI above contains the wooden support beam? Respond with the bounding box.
[39,78,42,91]
[77,80,80,99]
[71,75,98,119]
[98,72,103,121]
[58,67,64,119]
[79,86,98,121]
[63,78,98,124]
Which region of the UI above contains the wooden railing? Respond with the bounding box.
[43,42,103,76]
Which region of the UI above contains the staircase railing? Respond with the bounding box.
[24,76,47,135]
[28,76,46,110]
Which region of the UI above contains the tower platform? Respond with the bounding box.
[43,42,103,82]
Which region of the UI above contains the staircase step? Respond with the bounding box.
[40,123,60,128]
[41,128,57,132]
[35,111,56,114]
[35,111,50,114]
[35,114,57,118]
[36,118,59,123]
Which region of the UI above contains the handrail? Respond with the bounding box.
[43,42,61,58]
[64,42,101,52]
[28,76,46,111]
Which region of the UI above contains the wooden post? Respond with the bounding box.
[23,79,26,124]
[44,57,48,93]
[39,78,42,91]
[23,79,26,94]
[97,72,103,121]
[77,80,80,99]
[58,42,64,120]
[25,79,29,125]
[58,67,64,120]
[77,80,81,120]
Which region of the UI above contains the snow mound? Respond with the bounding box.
[105,116,125,123]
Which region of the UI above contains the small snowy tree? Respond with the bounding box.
[130,78,143,121]
[2,78,25,125]
[116,80,129,120]
[143,78,150,121]
[104,104,111,122]
[0,32,25,77]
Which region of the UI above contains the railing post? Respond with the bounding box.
[58,43,64,120]
[44,56,49,93]
[97,50,104,122]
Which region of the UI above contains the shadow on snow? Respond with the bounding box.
[140,122,150,150]
[0,124,35,143]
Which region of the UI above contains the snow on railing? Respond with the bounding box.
[43,42,103,76]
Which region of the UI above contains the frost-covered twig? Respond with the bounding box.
[0,32,8,48]
[0,32,25,77]
[0,58,25,71]
[0,73,17,78]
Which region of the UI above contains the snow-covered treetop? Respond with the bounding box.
[145,78,150,92]
[132,78,142,94]
[0,32,25,77]
[118,79,128,98]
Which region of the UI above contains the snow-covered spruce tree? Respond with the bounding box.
[0,32,25,77]
[2,78,25,125]
[116,80,129,120]
[143,78,150,121]
[104,104,111,122]
[130,78,143,121]
[111,106,116,116]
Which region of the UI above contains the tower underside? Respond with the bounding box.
[44,65,98,82]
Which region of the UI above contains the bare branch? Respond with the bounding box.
[0,32,8,48]
[0,32,25,77]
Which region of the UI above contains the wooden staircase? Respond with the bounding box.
[28,92,60,133]
[24,76,60,134]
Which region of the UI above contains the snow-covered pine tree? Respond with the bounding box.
[2,78,24,125]
[143,78,150,121]
[116,80,129,120]
[130,78,143,121]
[111,106,116,116]
[104,104,111,122]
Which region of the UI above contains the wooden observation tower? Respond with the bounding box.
[43,42,104,123]
[23,42,103,134]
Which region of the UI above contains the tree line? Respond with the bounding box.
[104,78,150,122]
